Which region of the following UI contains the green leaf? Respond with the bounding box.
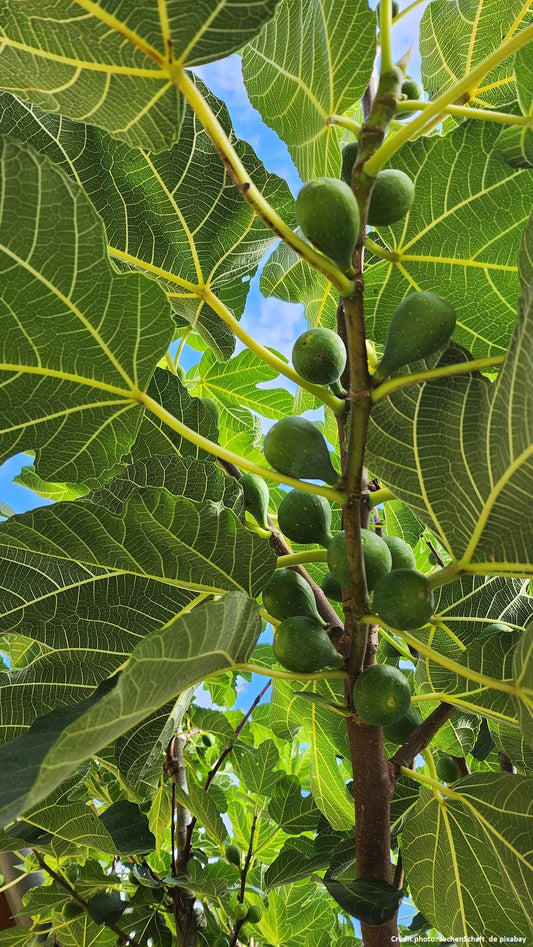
[420,0,525,110]
[0,0,281,151]
[10,772,115,852]
[0,137,172,483]
[518,208,533,291]
[130,370,218,462]
[367,288,533,574]
[513,623,533,749]
[402,774,533,939]
[87,892,126,926]
[235,739,281,798]
[494,123,533,169]
[0,593,262,824]
[174,781,227,846]
[147,783,173,853]
[265,836,328,889]
[323,876,403,926]
[242,0,376,179]
[268,774,322,834]
[99,800,156,854]
[190,348,295,420]
[0,85,294,359]
[88,455,243,517]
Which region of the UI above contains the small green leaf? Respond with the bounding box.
[323,876,403,926]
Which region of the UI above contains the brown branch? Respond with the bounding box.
[164,736,197,947]
[229,813,258,947]
[31,852,142,947]
[390,703,455,772]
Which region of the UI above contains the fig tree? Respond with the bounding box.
[277,488,334,546]
[352,664,412,726]
[292,327,347,386]
[367,169,414,226]
[373,291,457,382]
[262,568,323,623]
[372,569,434,630]
[263,417,339,484]
[321,571,343,603]
[240,472,270,529]
[295,177,360,273]
[382,534,416,571]
[340,141,359,188]
[327,528,392,590]
[273,616,343,673]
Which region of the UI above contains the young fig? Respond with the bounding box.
[263,417,339,484]
[295,177,360,273]
[367,169,414,226]
[262,568,323,623]
[373,291,457,382]
[327,528,392,591]
[273,616,342,673]
[292,327,347,387]
[340,141,359,188]
[240,472,270,529]
[278,488,334,547]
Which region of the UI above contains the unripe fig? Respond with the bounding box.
[262,568,323,623]
[278,488,334,546]
[213,938,230,947]
[63,901,84,920]
[321,571,343,603]
[234,903,249,921]
[382,535,416,571]
[397,78,424,119]
[292,328,347,386]
[246,905,263,924]
[263,417,339,484]
[295,177,360,273]
[240,472,270,529]
[225,843,241,867]
[372,569,434,630]
[377,0,400,17]
[435,754,458,783]
[340,141,359,188]
[352,664,411,726]
[201,396,220,426]
[273,616,343,673]
[373,291,457,382]
[478,621,513,638]
[327,529,392,591]
[383,704,422,744]
[367,169,414,226]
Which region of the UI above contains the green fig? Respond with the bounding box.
[397,78,424,119]
[277,488,334,546]
[234,903,248,921]
[372,569,434,630]
[367,168,414,226]
[340,141,359,188]
[295,177,360,273]
[373,291,457,382]
[377,0,400,18]
[262,568,323,623]
[382,534,416,571]
[477,621,513,638]
[246,905,263,924]
[353,664,412,726]
[292,327,347,386]
[383,704,422,744]
[263,417,339,484]
[327,529,392,591]
[435,754,458,783]
[225,843,241,867]
[273,616,343,673]
[240,472,270,529]
[321,571,344,603]
[63,901,85,920]
[201,396,220,426]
